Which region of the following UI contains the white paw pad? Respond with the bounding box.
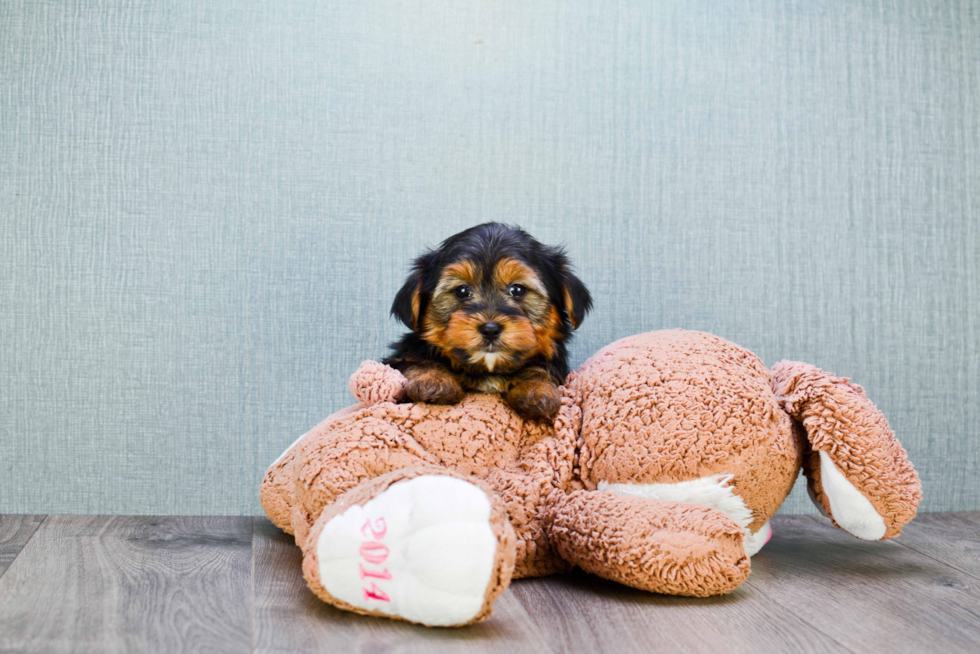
[316,475,498,626]
[818,450,887,540]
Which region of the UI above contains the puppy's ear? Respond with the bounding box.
[543,245,592,329]
[391,270,423,330]
[561,269,592,329]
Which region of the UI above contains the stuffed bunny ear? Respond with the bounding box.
[771,361,921,540]
[349,360,407,406]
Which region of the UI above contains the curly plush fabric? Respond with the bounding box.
[260,405,360,535]
[302,466,517,627]
[547,491,750,596]
[568,330,804,533]
[349,360,406,406]
[290,391,575,578]
[261,363,408,535]
[771,361,921,538]
[261,329,922,626]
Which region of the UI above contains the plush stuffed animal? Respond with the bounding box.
[261,330,920,627]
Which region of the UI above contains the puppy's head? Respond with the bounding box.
[392,223,591,374]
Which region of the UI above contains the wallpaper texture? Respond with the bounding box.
[1,0,977,514]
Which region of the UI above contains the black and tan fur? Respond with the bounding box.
[384,223,592,421]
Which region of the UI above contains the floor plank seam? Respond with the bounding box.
[952,512,980,527]
[807,514,980,583]
[508,587,562,654]
[0,515,47,584]
[6,514,979,652]
[892,539,980,583]
[742,578,857,654]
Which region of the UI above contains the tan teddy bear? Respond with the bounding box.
[261,330,921,627]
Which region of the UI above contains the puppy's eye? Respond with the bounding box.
[454,285,473,301]
[508,284,527,299]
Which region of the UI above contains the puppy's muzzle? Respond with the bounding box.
[477,321,503,340]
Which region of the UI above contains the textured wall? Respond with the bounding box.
[1,0,977,515]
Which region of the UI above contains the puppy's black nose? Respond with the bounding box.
[478,321,503,339]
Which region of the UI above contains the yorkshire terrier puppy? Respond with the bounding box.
[384,223,592,422]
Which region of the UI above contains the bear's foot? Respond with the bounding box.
[548,490,751,597]
[302,470,516,627]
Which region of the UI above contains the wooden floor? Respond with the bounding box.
[0,513,978,653]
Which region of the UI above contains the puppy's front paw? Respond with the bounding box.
[505,379,561,422]
[405,368,465,405]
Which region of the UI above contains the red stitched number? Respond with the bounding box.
[359,563,392,580]
[359,542,389,565]
[363,582,391,603]
[361,517,387,539]
[359,518,391,602]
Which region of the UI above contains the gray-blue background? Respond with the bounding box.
[2,0,977,515]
